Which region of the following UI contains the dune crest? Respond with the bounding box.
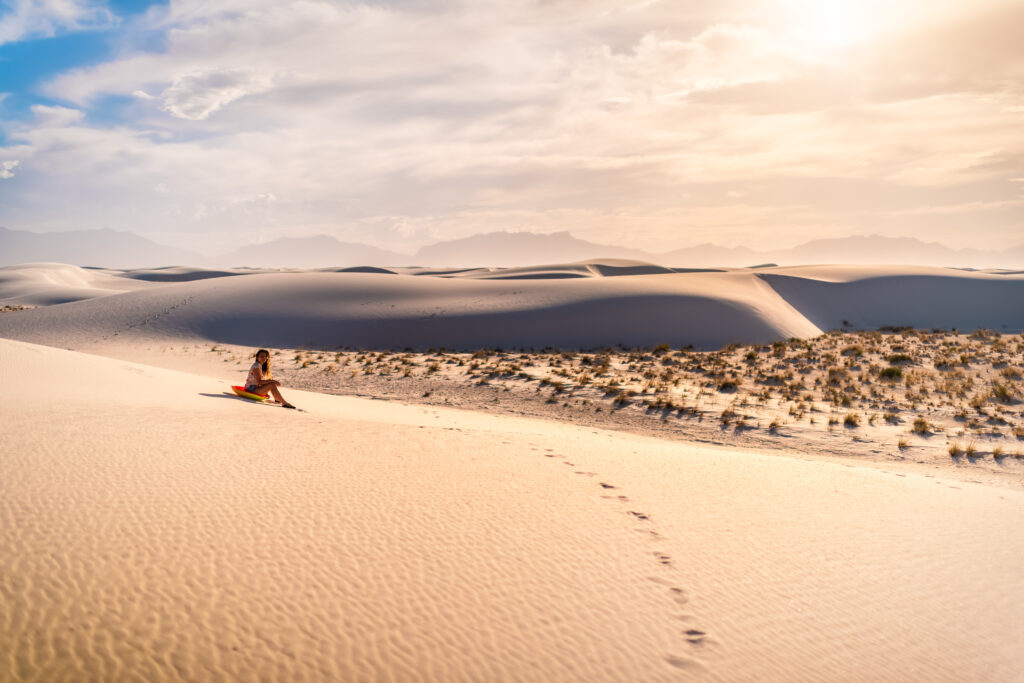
[0,263,1021,352]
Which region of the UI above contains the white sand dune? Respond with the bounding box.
[117,266,261,282]
[0,269,823,350]
[1,262,1023,352]
[0,262,155,306]
[761,265,1024,331]
[3,337,1023,681]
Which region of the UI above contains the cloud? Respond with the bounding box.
[0,160,18,178]
[5,0,1024,253]
[158,69,275,120]
[30,104,85,126]
[0,0,115,45]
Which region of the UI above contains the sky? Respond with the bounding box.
[0,0,1022,255]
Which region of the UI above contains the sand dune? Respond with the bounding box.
[1,263,1022,352]
[117,265,260,282]
[3,337,1023,681]
[0,269,821,350]
[0,262,155,306]
[760,267,1024,332]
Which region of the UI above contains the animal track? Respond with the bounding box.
[599,482,617,489]
[628,510,650,521]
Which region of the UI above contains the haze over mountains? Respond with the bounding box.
[1,226,1022,270]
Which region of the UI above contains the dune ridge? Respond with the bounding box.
[1,263,1022,352]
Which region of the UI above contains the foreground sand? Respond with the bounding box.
[3,338,1024,681]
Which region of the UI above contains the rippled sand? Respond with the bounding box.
[3,338,1024,681]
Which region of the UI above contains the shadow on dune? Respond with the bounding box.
[198,294,794,351]
[758,273,1024,332]
[119,268,253,282]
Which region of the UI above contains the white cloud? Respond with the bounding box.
[0,160,19,178]
[5,0,1023,252]
[159,69,276,120]
[0,0,115,45]
[30,104,85,126]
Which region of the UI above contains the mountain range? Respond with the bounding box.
[1,226,1022,269]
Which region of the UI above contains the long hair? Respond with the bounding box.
[256,349,272,379]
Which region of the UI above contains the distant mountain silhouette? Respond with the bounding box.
[212,235,407,268]
[665,235,1023,268]
[780,235,986,266]
[661,243,762,267]
[0,226,203,268]
[413,230,652,267]
[1,226,1021,269]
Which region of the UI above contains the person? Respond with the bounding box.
[245,349,296,409]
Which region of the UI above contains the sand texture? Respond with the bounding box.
[3,338,1024,681]
[1,263,1022,352]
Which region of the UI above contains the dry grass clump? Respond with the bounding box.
[267,329,1024,465]
[991,383,1016,403]
[878,367,902,380]
[948,442,964,457]
[612,390,634,407]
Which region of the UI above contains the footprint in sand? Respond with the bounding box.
[665,655,704,671]
[684,629,707,645]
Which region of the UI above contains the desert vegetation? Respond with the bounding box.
[204,328,1024,468]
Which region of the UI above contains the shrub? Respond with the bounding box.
[844,412,860,427]
[897,436,909,450]
[879,367,903,380]
[965,442,979,458]
[912,418,930,434]
[993,445,1006,459]
[887,354,914,364]
[992,383,1015,403]
[948,442,963,457]
[613,390,634,407]
[717,380,738,393]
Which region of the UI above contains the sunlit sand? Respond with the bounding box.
[2,261,1024,681]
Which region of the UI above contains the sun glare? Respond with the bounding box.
[778,0,868,49]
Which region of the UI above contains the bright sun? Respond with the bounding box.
[776,0,876,50]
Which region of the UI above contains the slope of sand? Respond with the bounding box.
[0,269,824,350]
[759,265,1024,331]
[2,263,1022,353]
[3,337,1023,681]
[0,262,156,306]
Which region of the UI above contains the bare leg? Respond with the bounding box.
[265,382,293,407]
